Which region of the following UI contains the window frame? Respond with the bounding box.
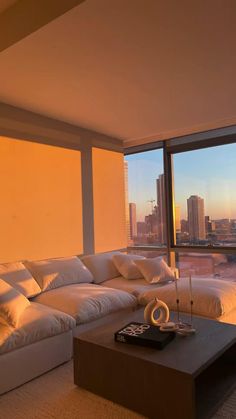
[167,134,236,254]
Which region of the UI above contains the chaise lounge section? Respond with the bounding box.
[96,253,236,324]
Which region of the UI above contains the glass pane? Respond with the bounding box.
[93,148,127,252]
[127,248,167,259]
[177,252,236,281]
[125,149,165,246]
[0,136,83,262]
[173,143,236,247]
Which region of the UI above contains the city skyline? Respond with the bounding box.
[126,143,236,221]
[127,188,236,247]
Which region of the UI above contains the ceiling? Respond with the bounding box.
[0,0,17,13]
[0,0,236,145]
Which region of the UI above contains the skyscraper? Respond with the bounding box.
[129,202,137,239]
[124,161,130,243]
[187,195,206,241]
[156,174,166,244]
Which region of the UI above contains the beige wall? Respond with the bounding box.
[0,136,83,262]
[92,148,127,253]
[0,104,124,260]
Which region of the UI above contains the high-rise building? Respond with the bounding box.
[181,219,189,233]
[129,203,137,239]
[187,195,206,241]
[205,215,210,233]
[124,161,130,243]
[205,215,215,234]
[156,174,166,244]
[145,205,158,235]
[137,222,147,235]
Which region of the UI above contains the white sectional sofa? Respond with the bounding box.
[1,251,236,395]
[0,254,137,394]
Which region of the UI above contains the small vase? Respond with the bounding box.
[144,297,169,325]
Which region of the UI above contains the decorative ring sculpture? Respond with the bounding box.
[144,297,169,325]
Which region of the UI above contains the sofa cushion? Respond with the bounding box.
[0,302,76,355]
[25,257,93,292]
[101,276,163,297]
[81,252,121,283]
[138,277,236,319]
[0,262,41,298]
[33,283,137,324]
[134,257,175,284]
[112,254,144,280]
[0,279,30,327]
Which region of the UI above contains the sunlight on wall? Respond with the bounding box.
[92,148,127,253]
[0,137,83,262]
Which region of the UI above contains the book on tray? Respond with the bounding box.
[114,322,175,350]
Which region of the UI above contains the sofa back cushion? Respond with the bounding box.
[0,278,30,327]
[25,256,93,292]
[81,252,121,283]
[0,262,41,298]
[112,254,144,279]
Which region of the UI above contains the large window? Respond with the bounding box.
[126,135,236,274]
[172,143,236,247]
[125,149,166,247]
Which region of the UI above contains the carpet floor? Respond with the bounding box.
[0,361,235,419]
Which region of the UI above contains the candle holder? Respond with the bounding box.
[189,270,195,329]
[174,271,183,327]
[177,272,196,335]
[173,271,196,336]
[189,272,193,327]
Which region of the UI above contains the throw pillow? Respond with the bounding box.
[0,278,30,327]
[25,256,93,292]
[134,257,175,284]
[0,261,41,298]
[81,252,121,283]
[112,254,144,279]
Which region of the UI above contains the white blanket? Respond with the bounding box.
[138,277,236,319]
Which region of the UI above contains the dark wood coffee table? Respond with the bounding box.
[74,309,236,419]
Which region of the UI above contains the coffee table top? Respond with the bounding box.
[75,309,236,377]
